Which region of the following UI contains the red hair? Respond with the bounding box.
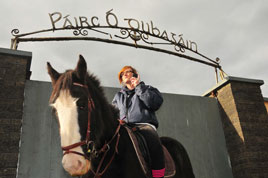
[118,66,138,84]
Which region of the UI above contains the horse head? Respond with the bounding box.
[47,55,94,176]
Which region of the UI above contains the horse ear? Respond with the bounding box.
[75,55,87,82]
[47,62,60,87]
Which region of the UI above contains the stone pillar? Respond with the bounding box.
[0,48,32,178]
[204,76,268,178]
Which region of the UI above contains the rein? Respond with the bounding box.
[91,121,122,178]
[61,82,122,178]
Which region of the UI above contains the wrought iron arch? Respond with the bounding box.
[10,11,227,83]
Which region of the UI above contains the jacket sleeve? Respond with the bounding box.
[135,82,163,111]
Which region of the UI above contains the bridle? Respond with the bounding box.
[61,82,95,158]
[60,82,122,178]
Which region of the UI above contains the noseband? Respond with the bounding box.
[61,82,95,158]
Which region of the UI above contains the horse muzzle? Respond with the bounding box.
[62,154,91,176]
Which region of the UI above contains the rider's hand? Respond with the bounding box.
[130,74,140,88]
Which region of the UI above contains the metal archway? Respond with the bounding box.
[10,10,227,83]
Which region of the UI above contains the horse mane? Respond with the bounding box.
[84,72,119,123]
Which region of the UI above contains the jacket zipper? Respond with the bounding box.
[125,95,129,123]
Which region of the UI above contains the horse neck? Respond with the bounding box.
[90,89,119,149]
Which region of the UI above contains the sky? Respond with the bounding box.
[1,0,268,97]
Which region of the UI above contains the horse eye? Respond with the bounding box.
[79,106,86,110]
[77,102,87,110]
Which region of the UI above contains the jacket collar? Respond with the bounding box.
[120,86,135,95]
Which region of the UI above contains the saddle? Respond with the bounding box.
[124,125,176,178]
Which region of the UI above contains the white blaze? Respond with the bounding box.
[52,90,83,154]
[52,90,91,176]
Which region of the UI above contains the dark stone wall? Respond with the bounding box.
[0,48,32,178]
[205,77,268,178]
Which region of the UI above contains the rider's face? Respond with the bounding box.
[121,69,133,84]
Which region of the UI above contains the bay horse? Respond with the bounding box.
[47,55,195,178]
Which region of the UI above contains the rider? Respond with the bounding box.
[112,66,165,178]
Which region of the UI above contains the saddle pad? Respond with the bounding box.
[124,126,176,178]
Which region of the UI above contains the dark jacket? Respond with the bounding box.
[112,82,163,128]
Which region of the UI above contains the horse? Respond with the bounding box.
[47,55,195,178]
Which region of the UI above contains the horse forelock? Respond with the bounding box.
[50,70,74,103]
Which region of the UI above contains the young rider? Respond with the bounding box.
[112,66,165,178]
